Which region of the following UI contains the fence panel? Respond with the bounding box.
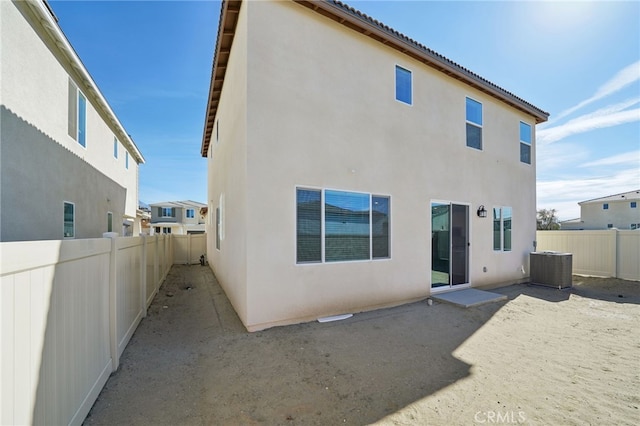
[145,236,158,307]
[1,239,112,426]
[617,231,640,281]
[115,237,145,358]
[173,234,207,265]
[536,230,639,280]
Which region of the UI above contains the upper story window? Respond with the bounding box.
[64,201,75,238]
[520,122,532,164]
[603,203,609,210]
[466,97,482,150]
[186,209,195,218]
[160,207,174,217]
[493,207,512,251]
[125,151,129,169]
[216,120,220,144]
[68,78,86,147]
[631,201,637,208]
[395,65,412,105]
[107,212,113,232]
[113,138,118,159]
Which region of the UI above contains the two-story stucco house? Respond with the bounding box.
[149,201,207,235]
[560,190,640,230]
[0,0,144,242]
[201,0,549,331]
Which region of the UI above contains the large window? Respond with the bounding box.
[160,207,174,217]
[395,65,412,105]
[64,202,75,238]
[296,188,390,263]
[520,122,532,164]
[493,207,512,251]
[68,79,86,147]
[466,97,482,150]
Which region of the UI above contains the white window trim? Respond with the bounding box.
[394,64,413,106]
[295,186,392,265]
[465,96,483,151]
[493,206,512,252]
[519,121,532,165]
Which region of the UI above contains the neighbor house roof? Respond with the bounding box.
[201,0,550,157]
[27,0,145,164]
[579,190,640,205]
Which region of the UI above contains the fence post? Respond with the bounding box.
[103,232,119,371]
[141,235,147,318]
[154,234,160,292]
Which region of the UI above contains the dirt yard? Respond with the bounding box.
[83,265,639,425]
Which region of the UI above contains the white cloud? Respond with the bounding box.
[537,167,640,220]
[580,150,640,168]
[537,108,640,144]
[551,60,640,122]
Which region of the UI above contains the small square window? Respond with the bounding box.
[186,209,195,218]
[603,203,609,210]
[395,65,412,105]
[631,201,637,208]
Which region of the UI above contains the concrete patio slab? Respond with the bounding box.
[431,288,508,308]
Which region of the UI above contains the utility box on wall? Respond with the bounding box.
[530,252,573,289]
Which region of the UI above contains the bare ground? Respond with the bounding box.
[83,265,639,425]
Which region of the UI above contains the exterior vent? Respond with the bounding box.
[530,252,573,289]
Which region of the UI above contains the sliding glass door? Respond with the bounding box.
[431,202,469,290]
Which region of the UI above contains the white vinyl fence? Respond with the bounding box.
[536,230,640,281]
[172,233,207,265]
[1,234,173,426]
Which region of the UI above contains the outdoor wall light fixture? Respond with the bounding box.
[477,205,487,218]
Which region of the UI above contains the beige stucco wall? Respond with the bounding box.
[209,0,539,330]
[206,2,249,324]
[580,199,640,230]
[1,1,139,221]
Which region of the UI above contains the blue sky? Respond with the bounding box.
[50,0,639,220]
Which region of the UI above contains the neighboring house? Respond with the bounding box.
[201,0,548,331]
[0,0,144,241]
[560,190,640,230]
[149,201,207,235]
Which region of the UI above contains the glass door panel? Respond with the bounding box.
[451,204,469,285]
[431,203,450,288]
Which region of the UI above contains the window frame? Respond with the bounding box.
[465,97,483,150]
[68,79,87,148]
[186,208,195,218]
[63,201,75,239]
[603,203,609,210]
[631,201,637,208]
[125,151,129,169]
[161,207,173,217]
[107,211,113,232]
[113,138,118,159]
[295,186,391,264]
[395,65,413,106]
[493,206,512,252]
[519,121,532,164]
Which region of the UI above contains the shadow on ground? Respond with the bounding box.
[83,266,638,425]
